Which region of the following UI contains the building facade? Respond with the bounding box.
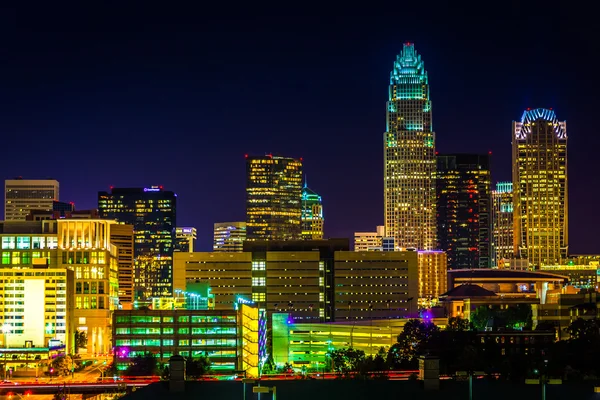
[354,226,385,251]
[417,251,448,307]
[246,155,303,241]
[384,43,436,251]
[436,154,491,269]
[492,182,514,267]
[174,227,196,253]
[98,186,177,298]
[112,304,265,377]
[0,220,121,355]
[301,184,324,240]
[513,108,568,267]
[213,222,246,252]
[110,224,135,307]
[4,178,60,221]
[334,251,418,320]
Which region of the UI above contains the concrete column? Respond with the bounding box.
[169,355,186,393]
[419,355,440,390]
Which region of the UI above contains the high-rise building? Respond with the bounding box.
[513,108,568,267]
[98,186,177,298]
[354,226,385,251]
[4,178,60,221]
[384,43,436,251]
[213,222,246,252]
[492,182,514,267]
[417,251,447,307]
[301,183,324,240]
[246,155,302,241]
[436,154,491,269]
[110,223,135,307]
[174,227,196,253]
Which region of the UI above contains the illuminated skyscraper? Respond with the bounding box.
[4,178,60,221]
[384,43,436,250]
[513,108,568,267]
[246,155,302,241]
[436,154,491,269]
[301,183,324,240]
[213,222,246,252]
[98,186,176,298]
[492,182,514,267]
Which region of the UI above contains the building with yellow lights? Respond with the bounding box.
[4,178,60,221]
[354,226,385,251]
[301,184,324,240]
[213,222,246,252]
[246,155,303,241]
[384,43,436,251]
[492,182,514,267]
[513,108,568,267]
[417,251,447,307]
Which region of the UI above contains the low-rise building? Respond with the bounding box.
[113,303,265,377]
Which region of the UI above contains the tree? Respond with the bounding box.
[328,348,366,375]
[50,355,74,377]
[74,330,87,353]
[565,318,600,342]
[125,353,158,376]
[446,316,471,332]
[186,355,211,379]
[388,319,440,368]
[470,306,493,331]
[278,362,293,374]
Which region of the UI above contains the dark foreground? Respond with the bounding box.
[122,379,600,400]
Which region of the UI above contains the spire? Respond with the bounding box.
[304,175,308,189]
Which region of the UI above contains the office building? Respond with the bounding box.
[110,224,135,307]
[384,43,436,251]
[213,222,246,252]
[113,303,266,377]
[492,182,514,267]
[246,155,303,241]
[301,183,324,240]
[177,239,350,321]
[0,219,121,354]
[354,226,385,251]
[513,108,568,267]
[174,227,196,253]
[0,265,74,352]
[98,186,177,298]
[418,251,447,307]
[334,251,418,320]
[4,178,60,221]
[436,154,491,269]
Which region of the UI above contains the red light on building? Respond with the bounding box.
[244,154,249,158]
[488,151,492,155]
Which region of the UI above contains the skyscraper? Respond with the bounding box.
[98,186,177,298]
[436,154,491,269]
[301,183,324,240]
[4,178,60,221]
[213,222,246,252]
[492,182,514,267]
[246,155,303,241]
[384,43,436,250]
[513,108,568,267]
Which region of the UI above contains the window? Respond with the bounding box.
[252,277,266,286]
[179,340,190,346]
[178,328,189,334]
[76,282,82,294]
[178,316,190,323]
[2,252,10,265]
[11,252,20,265]
[162,340,173,346]
[163,317,173,323]
[163,327,174,334]
[252,261,266,271]
[46,238,58,249]
[32,237,45,249]
[2,237,15,250]
[16,237,30,250]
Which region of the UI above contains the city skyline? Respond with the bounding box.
[2,8,598,253]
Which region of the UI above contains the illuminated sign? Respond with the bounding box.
[144,187,161,192]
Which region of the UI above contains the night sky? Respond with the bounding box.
[1,5,599,252]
